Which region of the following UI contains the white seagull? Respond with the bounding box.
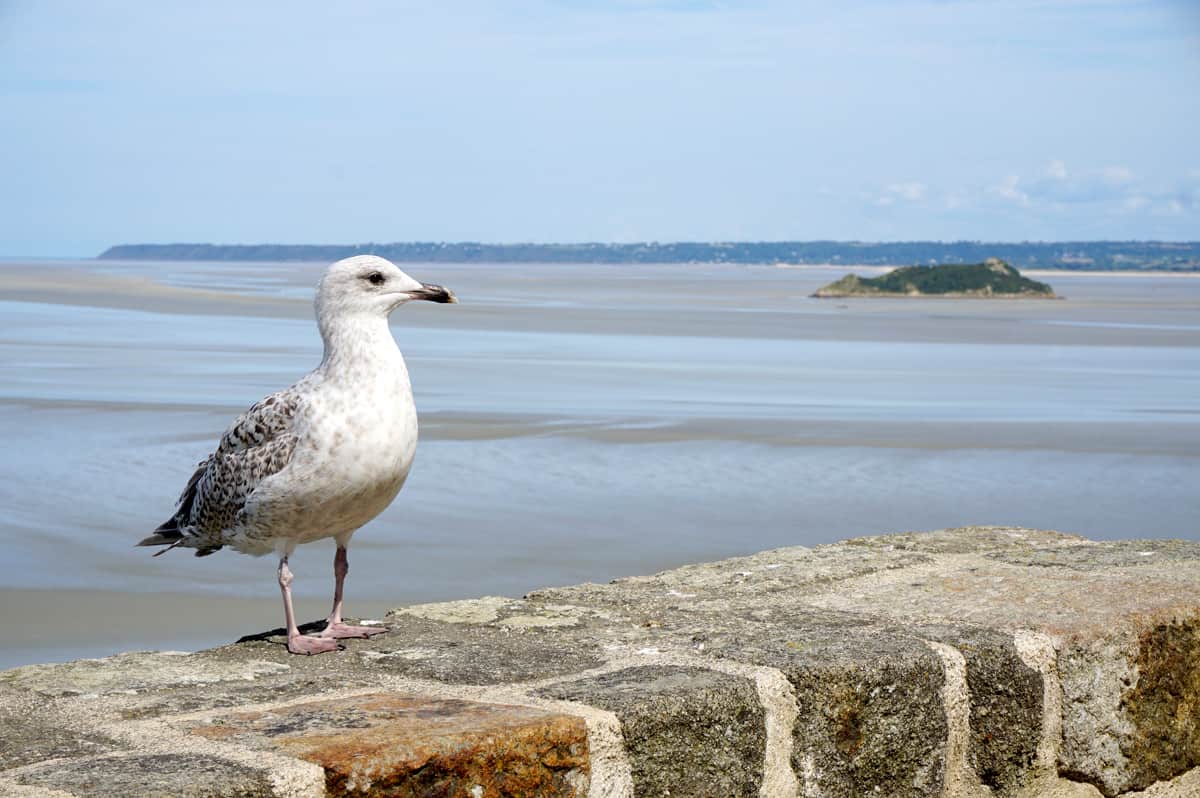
[139,255,457,654]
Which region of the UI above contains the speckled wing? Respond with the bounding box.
[145,390,303,556]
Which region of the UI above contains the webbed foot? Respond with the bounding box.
[287,634,344,655]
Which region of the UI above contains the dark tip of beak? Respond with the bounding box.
[410,284,458,304]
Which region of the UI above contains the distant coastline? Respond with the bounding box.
[97,241,1200,271]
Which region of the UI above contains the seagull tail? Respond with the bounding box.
[141,458,210,556]
[138,520,185,556]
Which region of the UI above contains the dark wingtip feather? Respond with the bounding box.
[141,456,209,556]
[154,516,182,535]
[138,523,185,555]
[140,516,183,542]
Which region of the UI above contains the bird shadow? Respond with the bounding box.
[235,619,327,644]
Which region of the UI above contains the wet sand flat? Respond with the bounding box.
[1,258,1197,668]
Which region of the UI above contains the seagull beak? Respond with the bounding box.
[405,283,458,304]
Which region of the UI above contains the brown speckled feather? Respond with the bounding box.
[146,389,304,555]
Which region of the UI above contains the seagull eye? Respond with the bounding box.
[364,272,385,286]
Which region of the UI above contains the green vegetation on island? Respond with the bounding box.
[812,259,1057,298]
[97,240,1200,271]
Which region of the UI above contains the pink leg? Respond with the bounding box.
[278,555,341,655]
[319,545,387,639]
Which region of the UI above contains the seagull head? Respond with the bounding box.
[317,255,457,320]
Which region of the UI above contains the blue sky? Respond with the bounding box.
[1,0,1197,256]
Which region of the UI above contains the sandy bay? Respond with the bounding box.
[0,258,1197,668]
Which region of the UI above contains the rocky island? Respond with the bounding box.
[813,258,1058,298]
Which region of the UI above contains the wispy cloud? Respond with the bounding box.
[990,175,1030,206]
[871,182,928,206]
[1022,160,1141,204]
[916,160,1200,226]
[1166,170,1200,213]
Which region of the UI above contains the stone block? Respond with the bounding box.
[15,753,276,797]
[187,692,589,797]
[538,665,765,797]
[918,625,1044,795]
[796,529,1200,795]
[1058,615,1200,796]
[696,611,950,798]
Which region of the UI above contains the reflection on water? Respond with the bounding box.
[0,259,1198,663]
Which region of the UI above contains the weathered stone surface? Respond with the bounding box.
[779,633,947,798]
[529,541,938,610]
[215,610,606,687]
[1058,615,1200,796]
[1124,619,1200,787]
[987,539,1200,571]
[114,671,371,721]
[0,687,120,770]
[526,578,952,796]
[539,665,765,797]
[522,527,1198,795]
[187,692,589,797]
[791,531,1200,795]
[692,611,949,798]
[3,527,1199,798]
[0,650,290,698]
[15,753,276,797]
[918,625,1043,795]
[800,534,1197,639]
[845,525,1088,555]
[359,612,605,685]
[1123,765,1200,797]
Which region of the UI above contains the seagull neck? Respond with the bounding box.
[318,314,401,377]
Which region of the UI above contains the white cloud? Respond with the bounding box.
[1100,166,1135,186]
[985,162,1196,220]
[991,175,1030,206]
[1169,170,1200,211]
[1025,162,1140,204]
[890,182,927,201]
[944,191,968,210]
[868,163,1192,226]
[871,181,928,206]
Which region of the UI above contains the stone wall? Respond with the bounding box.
[2,527,1198,797]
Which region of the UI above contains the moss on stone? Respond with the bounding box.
[1124,617,1200,789]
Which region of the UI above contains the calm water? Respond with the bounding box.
[1,259,1198,666]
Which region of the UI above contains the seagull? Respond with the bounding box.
[138,255,457,655]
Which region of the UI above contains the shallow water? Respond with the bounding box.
[1,259,1197,667]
